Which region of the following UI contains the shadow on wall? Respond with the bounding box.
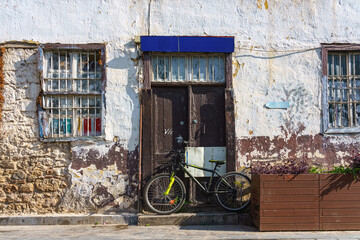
[59,40,141,213]
[106,39,140,150]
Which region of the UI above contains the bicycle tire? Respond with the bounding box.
[144,173,186,214]
[215,172,251,211]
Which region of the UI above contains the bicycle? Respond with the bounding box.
[143,131,251,214]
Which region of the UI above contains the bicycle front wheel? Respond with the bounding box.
[215,172,251,211]
[144,174,186,214]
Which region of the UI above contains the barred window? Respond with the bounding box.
[151,54,225,83]
[327,53,360,129]
[40,46,104,139]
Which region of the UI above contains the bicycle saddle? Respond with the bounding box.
[209,159,225,165]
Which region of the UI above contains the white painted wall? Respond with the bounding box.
[1,0,360,163]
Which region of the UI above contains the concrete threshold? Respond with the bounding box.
[0,212,251,227]
[0,213,138,226]
[138,212,250,226]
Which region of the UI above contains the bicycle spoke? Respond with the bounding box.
[215,172,251,211]
[144,174,186,214]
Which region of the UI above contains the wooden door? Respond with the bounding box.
[141,87,188,178]
[153,87,188,169]
[142,86,225,175]
[142,86,225,204]
[190,86,225,147]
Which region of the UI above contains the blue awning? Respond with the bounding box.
[140,36,234,53]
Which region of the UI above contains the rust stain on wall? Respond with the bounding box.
[0,47,4,128]
[237,124,360,168]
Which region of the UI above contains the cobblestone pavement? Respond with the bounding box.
[1,225,360,240]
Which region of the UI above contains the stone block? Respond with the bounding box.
[0,176,7,183]
[1,161,16,169]
[11,170,26,180]
[19,183,34,193]
[0,189,6,203]
[20,99,36,112]
[26,83,40,99]
[35,179,60,192]
[20,193,32,203]
[26,175,36,182]
[6,193,21,203]
[3,184,18,193]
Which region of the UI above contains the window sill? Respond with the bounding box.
[41,136,105,143]
[324,127,360,134]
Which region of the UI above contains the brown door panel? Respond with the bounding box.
[190,86,225,147]
[152,87,188,171]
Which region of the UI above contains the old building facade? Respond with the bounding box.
[0,0,360,214]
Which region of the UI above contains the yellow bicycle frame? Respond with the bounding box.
[163,172,175,196]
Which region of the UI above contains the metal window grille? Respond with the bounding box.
[151,54,225,83]
[42,50,102,138]
[327,53,360,128]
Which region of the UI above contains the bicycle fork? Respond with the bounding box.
[163,172,175,196]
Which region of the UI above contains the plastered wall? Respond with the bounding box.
[1,0,360,213]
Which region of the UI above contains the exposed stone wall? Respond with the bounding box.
[0,47,139,214]
[0,48,71,214]
[60,142,139,213]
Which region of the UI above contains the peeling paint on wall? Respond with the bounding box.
[58,143,139,213]
[0,47,4,129]
[237,122,360,169]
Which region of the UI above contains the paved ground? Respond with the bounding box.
[1,225,360,240]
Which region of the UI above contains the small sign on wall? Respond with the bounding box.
[185,147,226,177]
[265,101,289,109]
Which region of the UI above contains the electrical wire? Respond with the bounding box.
[235,46,321,53]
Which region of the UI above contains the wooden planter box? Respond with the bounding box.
[251,174,360,231]
[320,174,360,230]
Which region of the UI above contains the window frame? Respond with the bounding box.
[150,53,226,85]
[38,44,106,141]
[322,44,360,134]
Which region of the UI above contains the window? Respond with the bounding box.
[39,45,105,139]
[151,54,225,83]
[322,44,360,133]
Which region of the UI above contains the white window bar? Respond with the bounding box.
[151,54,225,83]
[328,52,360,129]
[42,50,102,138]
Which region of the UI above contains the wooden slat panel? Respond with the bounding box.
[260,223,319,232]
[263,181,317,188]
[319,173,357,180]
[256,174,320,231]
[321,223,360,231]
[261,216,318,224]
[262,188,318,195]
[263,209,317,217]
[262,195,318,202]
[321,208,360,216]
[321,201,360,209]
[320,216,360,223]
[321,193,360,201]
[259,174,318,181]
[261,202,318,209]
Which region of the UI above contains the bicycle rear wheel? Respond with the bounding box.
[144,173,186,214]
[215,172,251,211]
